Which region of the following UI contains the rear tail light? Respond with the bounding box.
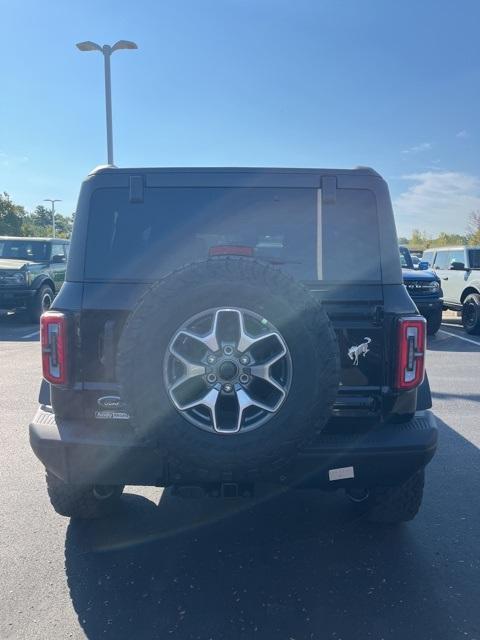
[41,311,68,385]
[209,245,254,257]
[395,317,426,390]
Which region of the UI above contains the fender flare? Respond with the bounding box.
[31,275,55,294]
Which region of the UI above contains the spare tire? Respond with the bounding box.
[117,258,340,480]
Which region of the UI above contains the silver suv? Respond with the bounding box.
[423,246,480,334]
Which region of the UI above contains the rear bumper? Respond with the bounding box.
[29,407,438,489]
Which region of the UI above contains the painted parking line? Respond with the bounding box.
[21,330,40,339]
[439,328,480,348]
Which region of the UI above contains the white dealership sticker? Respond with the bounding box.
[95,410,130,420]
[328,466,355,481]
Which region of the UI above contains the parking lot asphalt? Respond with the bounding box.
[0,313,479,640]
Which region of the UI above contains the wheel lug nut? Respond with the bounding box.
[207,373,217,384]
[239,355,249,365]
[223,345,234,356]
[207,354,216,364]
[223,383,233,393]
[239,373,250,385]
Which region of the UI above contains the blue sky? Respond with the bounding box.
[1,0,480,237]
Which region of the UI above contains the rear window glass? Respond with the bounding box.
[85,186,380,282]
[322,189,381,281]
[469,249,480,269]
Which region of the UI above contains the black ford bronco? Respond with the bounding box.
[29,166,437,523]
[399,245,443,335]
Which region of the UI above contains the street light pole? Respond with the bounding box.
[44,199,61,238]
[76,40,138,166]
[103,46,114,166]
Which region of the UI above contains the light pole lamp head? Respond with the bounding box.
[111,40,138,52]
[76,41,102,52]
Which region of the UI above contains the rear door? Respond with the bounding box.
[433,249,453,301]
[80,184,321,420]
[72,173,390,422]
[441,248,467,303]
[434,248,466,304]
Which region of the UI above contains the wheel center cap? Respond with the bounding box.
[219,360,238,381]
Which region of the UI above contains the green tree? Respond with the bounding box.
[0,192,27,236]
[430,232,467,247]
[467,211,480,246]
[409,229,430,249]
[21,205,73,239]
[31,205,54,228]
[53,213,73,238]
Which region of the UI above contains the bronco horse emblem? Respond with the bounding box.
[347,337,372,366]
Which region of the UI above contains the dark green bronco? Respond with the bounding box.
[0,237,69,322]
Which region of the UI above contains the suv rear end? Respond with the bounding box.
[30,167,437,523]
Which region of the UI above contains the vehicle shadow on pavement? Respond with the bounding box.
[432,391,480,403]
[64,416,480,640]
[428,331,480,352]
[0,313,39,341]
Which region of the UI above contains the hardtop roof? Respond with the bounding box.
[88,165,381,177]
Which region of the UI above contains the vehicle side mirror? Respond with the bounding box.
[51,254,65,264]
[418,261,429,270]
[449,261,465,271]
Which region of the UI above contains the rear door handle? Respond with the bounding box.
[441,276,448,280]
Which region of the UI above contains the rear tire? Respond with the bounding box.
[426,309,442,335]
[365,470,425,524]
[29,284,54,323]
[46,471,124,519]
[462,293,480,335]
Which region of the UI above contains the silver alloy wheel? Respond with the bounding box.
[41,291,52,312]
[164,307,292,434]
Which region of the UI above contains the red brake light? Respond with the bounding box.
[209,245,254,257]
[395,317,426,390]
[41,311,68,385]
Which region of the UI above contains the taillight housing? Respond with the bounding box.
[41,311,68,385]
[395,316,426,390]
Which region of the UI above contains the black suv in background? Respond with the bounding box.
[399,246,443,335]
[30,166,437,525]
[0,236,69,321]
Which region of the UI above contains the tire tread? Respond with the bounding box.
[367,470,425,524]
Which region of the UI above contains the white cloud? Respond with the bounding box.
[0,152,29,168]
[456,129,468,138]
[393,171,480,236]
[402,142,432,155]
